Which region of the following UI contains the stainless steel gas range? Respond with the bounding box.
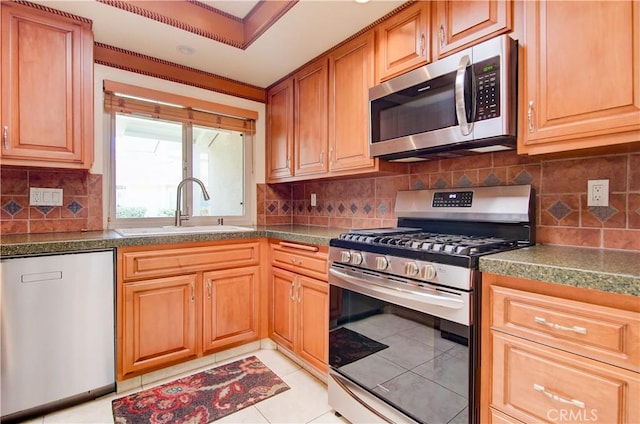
[327,185,535,424]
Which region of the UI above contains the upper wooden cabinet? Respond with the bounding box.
[519,0,640,155]
[266,78,294,181]
[294,57,329,177]
[329,31,376,174]
[375,1,430,82]
[0,2,94,169]
[434,0,512,59]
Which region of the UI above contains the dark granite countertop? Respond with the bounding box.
[479,245,640,297]
[0,225,345,257]
[4,229,639,297]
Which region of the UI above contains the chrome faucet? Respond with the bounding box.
[175,177,211,226]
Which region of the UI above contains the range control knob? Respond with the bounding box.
[340,251,351,263]
[422,264,437,280]
[405,261,419,277]
[350,252,364,265]
[375,256,389,271]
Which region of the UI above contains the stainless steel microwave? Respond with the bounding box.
[369,35,517,161]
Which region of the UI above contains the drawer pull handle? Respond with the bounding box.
[290,281,295,301]
[279,241,319,252]
[534,316,587,335]
[533,384,586,409]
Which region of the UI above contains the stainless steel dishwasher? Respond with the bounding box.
[1,250,116,422]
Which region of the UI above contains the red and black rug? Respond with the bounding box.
[112,355,289,424]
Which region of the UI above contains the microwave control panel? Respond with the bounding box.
[474,56,500,121]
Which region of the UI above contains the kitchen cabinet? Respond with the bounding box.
[266,78,294,180]
[375,1,430,82]
[518,0,640,156]
[480,273,640,423]
[294,57,329,177]
[117,240,264,380]
[434,0,512,59]
[329,31,377,174]
[0,2,94,169]
[270,242,329,374]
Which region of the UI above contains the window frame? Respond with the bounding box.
[103,81,256,229]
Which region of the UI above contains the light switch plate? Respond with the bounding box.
[30,187,63,206]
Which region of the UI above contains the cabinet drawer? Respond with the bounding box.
[491,285,640,372]
[271,242,328,280]
[491,332,640,424]
[122,242,260,280]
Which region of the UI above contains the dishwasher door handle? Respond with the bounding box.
[21,271,63,283]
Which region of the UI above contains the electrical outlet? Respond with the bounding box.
[311,193,317,207]
[30,187,63,206]
[587,179,609,207]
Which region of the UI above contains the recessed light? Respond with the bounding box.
[354,0,370,3]
[176,45,195,55]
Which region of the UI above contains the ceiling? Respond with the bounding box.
[29,0,407,89]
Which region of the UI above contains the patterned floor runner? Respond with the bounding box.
[112,355,289,423]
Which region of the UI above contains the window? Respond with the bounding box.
[105,81,256,228]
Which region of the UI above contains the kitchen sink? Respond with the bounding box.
[114,225,254,237]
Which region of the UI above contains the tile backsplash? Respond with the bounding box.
[3,149,638,251]
[1,167,102,235]
[258,149,640,251]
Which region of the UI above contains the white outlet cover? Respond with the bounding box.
[587,179,609,207]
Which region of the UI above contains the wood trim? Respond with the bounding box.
[97,0,297,51]
[103,80,259,121]
[243,0,299,49]
[9,0,93,24]
[94,43,266,103]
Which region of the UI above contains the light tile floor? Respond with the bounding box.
[20,349,350,424]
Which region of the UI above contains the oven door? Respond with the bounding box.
[328,265,473,424]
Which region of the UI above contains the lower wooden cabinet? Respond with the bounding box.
[270,242,329,374]
[122,274,198,377]
[117,241,264,381]
[481,273,640,423]
[202,266,260,353]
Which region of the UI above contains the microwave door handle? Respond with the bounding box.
[455,54,473,136]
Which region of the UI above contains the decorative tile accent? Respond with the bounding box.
[457,175,473,187]
[434,177,448,189]
[378,203,388,215]
[327,204,334,213]
[363,203,372,214]
[513,170,534,185]
[36,205,55,216]
[315,204,323,213]
[350,204,358,214]
[3,200,23,216]
[548,201,572,221]
[483,173,501,186]
[306,204,312,213]
[338,203,345,214]
[297,203,304,212]
[66,200,84,215]
[412,179,427,189]
[267,202,277,213]
[282,202,290,213]
[589,206,618,223]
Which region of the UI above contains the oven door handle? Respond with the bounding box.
[329,268,465,310]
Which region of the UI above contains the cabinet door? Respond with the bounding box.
[375,1,430,82]
[266,78,294,181]
[294,57,329,177]
[121,275,197,377]
[520,0,640,155]
[297,275,328,373]
[329,31,376,173]
[435,0,512,58]
[271,267,296,351]
[0,3,93,169]
[202,266,259,353]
